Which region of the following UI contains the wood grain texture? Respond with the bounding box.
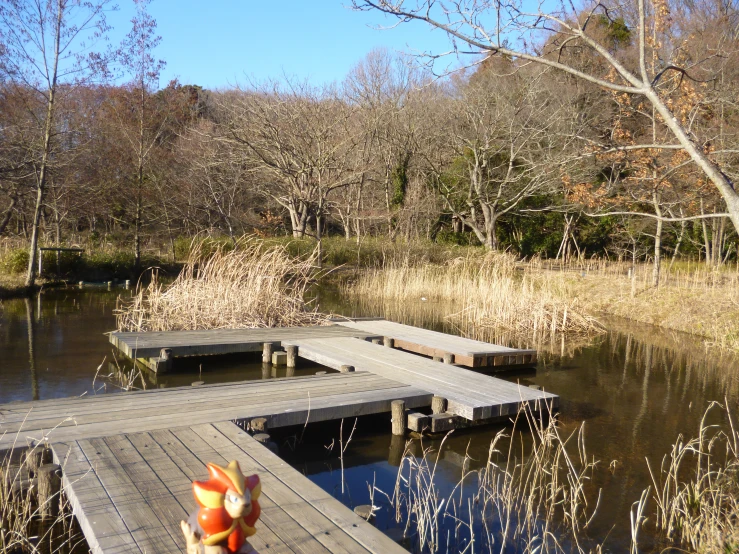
[110,326,380,358]
[338,319,536,367]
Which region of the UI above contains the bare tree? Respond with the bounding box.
[0,0,113,286]
[352,0,739,235]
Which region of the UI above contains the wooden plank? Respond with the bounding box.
[338,320,536,367]
[1,382,433,451]
[51,442,141,554]
[110,326,379,358]
[0,372,383,416]
[214,422,407,554]
[170,426,335,554]
[129,430,294,554]
[190,423,372,554]
[77,438,185,554]
[0,374,411,433]
[284,337,557,421]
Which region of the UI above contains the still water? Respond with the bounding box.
[1,286,737,552]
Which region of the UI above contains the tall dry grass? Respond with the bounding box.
[116,237,330,331]
[534,258,739,351]
[1,448,84,554]
[344,253,605,340]
[646,400,739,552]
[386,401,739,553]
[388,400,602,553]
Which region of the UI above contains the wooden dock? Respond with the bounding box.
[53,422,403,554]
[0,321,556,554]
[281,337,555,420]
[0,372,432,452]
[339,319,536,367]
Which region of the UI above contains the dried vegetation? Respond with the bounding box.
[116,237,330,331]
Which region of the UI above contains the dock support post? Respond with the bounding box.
[433,356,442,362]
[391,400,406,436]
[371,338,382,345]
[286,345,298,368]
[340,365,355,373]
[261,363,271,379]
[37,463,61,520]
[383,337,394,348]
[262,342,275,363]
[431,396,448,414]
[159,348,173,373]
[443,353,454,364]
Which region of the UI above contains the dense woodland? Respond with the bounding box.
[1,0,739,286]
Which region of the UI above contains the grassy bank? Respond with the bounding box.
[545,259,739,351]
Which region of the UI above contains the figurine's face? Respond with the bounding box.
[224,488,251,519]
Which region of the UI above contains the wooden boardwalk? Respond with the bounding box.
[0,372,431,452]
[282,337,556,420]
[2,321,556,554]
[53,421,404,554]
[339,320,536,368]
[110,325,378,359]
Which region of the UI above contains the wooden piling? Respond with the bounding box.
[443,353,454,364]
[262,342,274,363]
[431,396,448,415]
[261,363,271,379]
[286,345,298,368]
[340,364,355,373]
[371,338,382,345]
[37,463,61,520]
[253,433,271,445]
[383,337,394,348]
[250,418,268,433]
[391,400,406,436]
[433,356,442,362]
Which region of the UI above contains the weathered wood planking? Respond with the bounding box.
[0,372,432,452]
[109,325,380,359]
[338,319,537,368]
[283,337,557,421]
[51,422,404,554]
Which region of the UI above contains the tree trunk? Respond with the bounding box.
[652,192,662,287]
[0,194,17,236]
[25,2,63,288]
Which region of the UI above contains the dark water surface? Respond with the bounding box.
[1,287,737,552]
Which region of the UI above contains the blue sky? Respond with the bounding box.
[106,1,457,89]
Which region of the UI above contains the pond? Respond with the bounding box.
[1,285,737,552]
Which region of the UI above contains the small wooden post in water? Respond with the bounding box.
[443,353,454,364]
[340,365,355,373]
[371,338,382,345]
[37,463,61,520]
[431,396,448,415]
[383,337,394,348]
[286,345,298,368]
[262,342,274,364]
[391,400,406,436]
[388,434,405,467]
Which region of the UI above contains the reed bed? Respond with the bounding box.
[344,253,605,339]
[387,401,739,553]
[646,400,739,552]
[116,237,330,332]
[389,401,602,553]
[544,259,739,351]
[1,448,84,554]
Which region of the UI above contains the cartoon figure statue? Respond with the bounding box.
[180,461,261,554]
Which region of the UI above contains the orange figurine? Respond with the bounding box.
[180,461,261,554]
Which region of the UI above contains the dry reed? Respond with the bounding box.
[389,400,602,553]
[1,447,84,554]
[533,258,739,352]
[645,400,739,552]
[116,237,330,332]
[344,253,605,340]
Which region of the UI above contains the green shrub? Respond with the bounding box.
[1,248,29,274]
